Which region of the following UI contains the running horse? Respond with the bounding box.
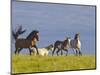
[52,37,70,56]
[70,33,82,56]
[12,26,39,55]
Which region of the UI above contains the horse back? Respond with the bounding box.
[54,40,63,46]
[53,40,63,49]
[15,39,31,48]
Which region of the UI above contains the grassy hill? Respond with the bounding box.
[12,54,96,74]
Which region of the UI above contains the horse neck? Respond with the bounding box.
[63,39,70,46]
[75,38,81,45]
[26,34,36,40]
[26,35,32,40]
[74,34,80,40]
[68,40,70,45]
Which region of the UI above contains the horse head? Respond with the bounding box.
[27,30,39,41]
[63,37,71,46]
[74,33,80,40]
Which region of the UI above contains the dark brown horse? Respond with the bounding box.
[12,27,39,55]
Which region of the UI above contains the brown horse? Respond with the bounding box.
[12,27,39,55]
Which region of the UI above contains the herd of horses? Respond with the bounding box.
[12,26,82,56]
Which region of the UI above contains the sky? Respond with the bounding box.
[12,1,96,55]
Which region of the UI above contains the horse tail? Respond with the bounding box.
[12,25,26,40]
[12,31,18,40]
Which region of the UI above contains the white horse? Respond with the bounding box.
[31,44,53,56]
[70,33,82,56]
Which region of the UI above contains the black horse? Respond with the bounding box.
[12,26,39,55]
[52,37,70,56]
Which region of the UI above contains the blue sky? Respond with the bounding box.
[12,1,96,55]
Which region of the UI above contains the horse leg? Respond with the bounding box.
[52,50,55,56]
[56,49,60,56]
[18,48,23,54]
[79,51,82,56]
[30,47,37,55]
[79,49,82,56]
[29,48,32,55]
[64,49,68,56]
[61,50,63,56]
[34,45,39,55]
[15,49,17,54]
[75,49,78,56]
[72,48,76,55]
[76,48,82,56]
[32,48,35,54]
[15,47,18,54]
[52,47,56,56]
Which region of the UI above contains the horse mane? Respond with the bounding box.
[74,33,80,45]
[26,30,39,41]
[63,38,69,46]
[74,33,80,40]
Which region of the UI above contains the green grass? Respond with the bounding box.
[12,54,96,74]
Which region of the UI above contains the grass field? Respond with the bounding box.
[12,54,96,74]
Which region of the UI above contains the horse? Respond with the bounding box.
[52,37,70,56]
[12,26,39,55]
[70,33,82,56]
[30,44,53,56]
